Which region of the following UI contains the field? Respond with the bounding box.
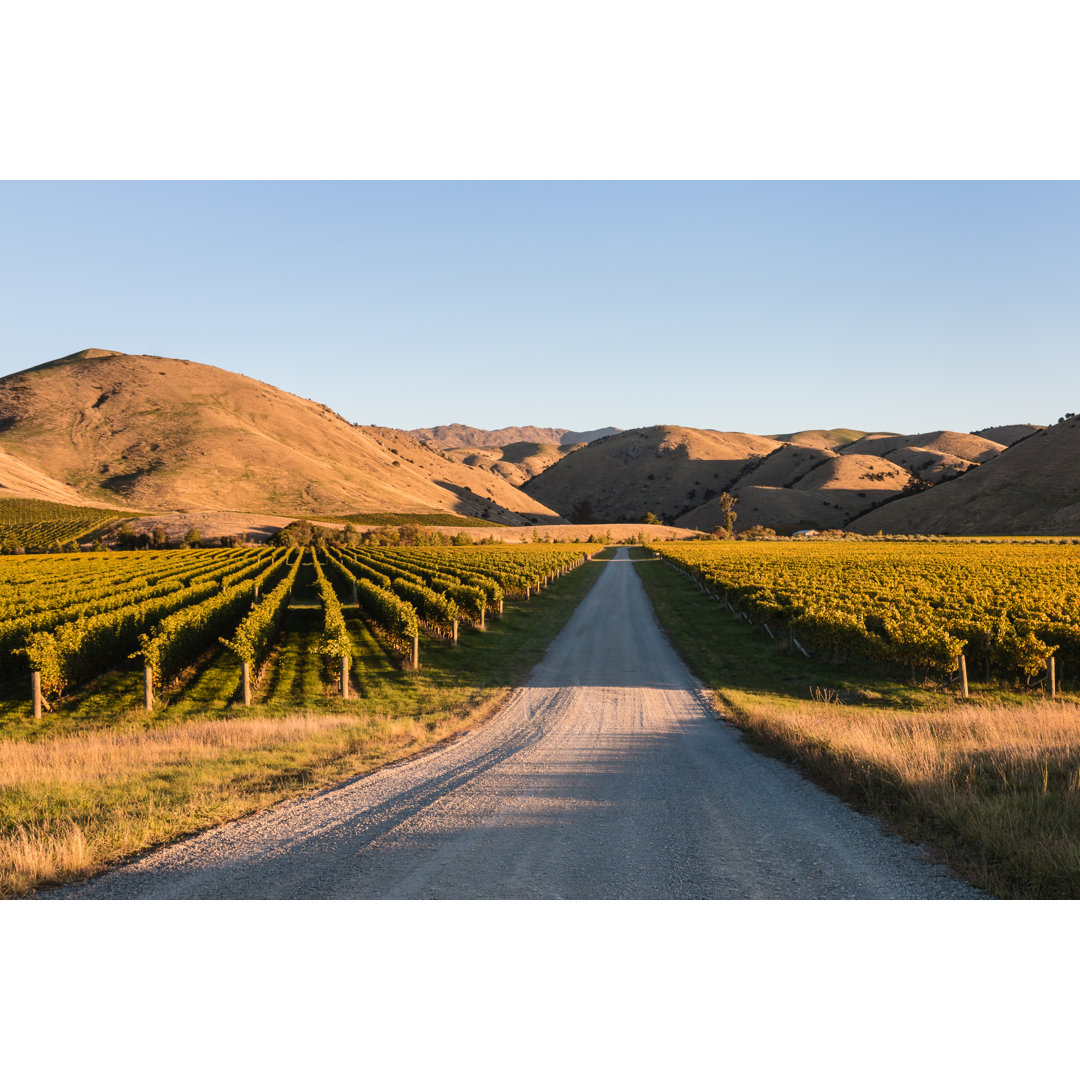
[636,541,1080,898]
[650,539,1080,685]
[0,497,134,553]
[0,542,605,896]
[8,536,1080,899]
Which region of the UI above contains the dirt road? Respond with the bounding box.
[48,550,983,899]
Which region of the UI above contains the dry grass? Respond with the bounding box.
[0,713,363,786]
[0,700,499,899]
[723,692,1080,898]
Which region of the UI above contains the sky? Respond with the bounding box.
[2,180,1077,437]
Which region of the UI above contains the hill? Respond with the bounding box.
[521,423,1018,533]
[522,426,785,523]
[765,427,868,450]
[851,418,1080,535]
[441,441,584,486]
[973,424,1044,446]
[409,424,620,449]
[0,350,564,524]
[840,429,1005,464]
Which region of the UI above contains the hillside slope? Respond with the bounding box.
[973,424,1043,446]
[765,428,869,450]
[410,423,620,449]
[522,426,783,522]
[679,451,915,532]
[851,419,1080,534]
[442,441,583,486]
[0,350,563,523]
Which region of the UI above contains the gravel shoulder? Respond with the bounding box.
[45,549,985,899]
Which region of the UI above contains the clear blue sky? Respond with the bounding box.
[0,181,1076,435]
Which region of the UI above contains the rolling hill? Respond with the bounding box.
[409,423,620,449]
[520,422,1031,533]
[0,348,1060,537]
[765,427,869,450]
[851,418,1080,535]
[0,349,564,524]
[522,426,788,524]
[441,441,584,487]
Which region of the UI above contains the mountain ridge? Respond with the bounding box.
[408,423,620,449]
[0,350,564,524]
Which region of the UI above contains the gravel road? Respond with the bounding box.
[46,549,984,899]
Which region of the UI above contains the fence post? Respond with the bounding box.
[1048,656,1056,699]
[959,655,969,698]
[452,619,458,646]
[341,655,350,699]
[479,607,485,631]
[31,671,41,720]
[144,666,154,710]
[410,635,419,670]
[242,661,251,706]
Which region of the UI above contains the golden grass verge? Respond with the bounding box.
[1,692,506,899]
[722,692,1080,898]
[0,713,371,787]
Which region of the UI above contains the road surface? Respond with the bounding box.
[47,549,983,899]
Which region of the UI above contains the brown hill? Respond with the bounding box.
[410,423,620,449]
[841,430,1005,464]
[973,424,1044,446]
[765,427,869,450]
[523,423,925,531]
[851,418,1080,534]
[0,350,563,524]
[734,443,837,488]
[678,453,915,533]
[442,442,583,487]
[522,426,783,523]
[682,486,849,532]
[0,446,120,506]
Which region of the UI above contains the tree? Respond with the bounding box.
[715,492,737,537]
[151,525,169,548]
[182,527,202,548]
[642,512,662,525]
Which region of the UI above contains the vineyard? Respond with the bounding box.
[0,497,134,553]
[649,540,1080,686]
[0,542,600,729]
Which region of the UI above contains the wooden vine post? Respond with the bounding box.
[144,666,154,710]
[341,655,350,699]
[959,655,969,698]
[241,661,252,706]
[1048,656,1056,699]
[31,671,41,720]
[409,635,419,671]
[451,619,458,646]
